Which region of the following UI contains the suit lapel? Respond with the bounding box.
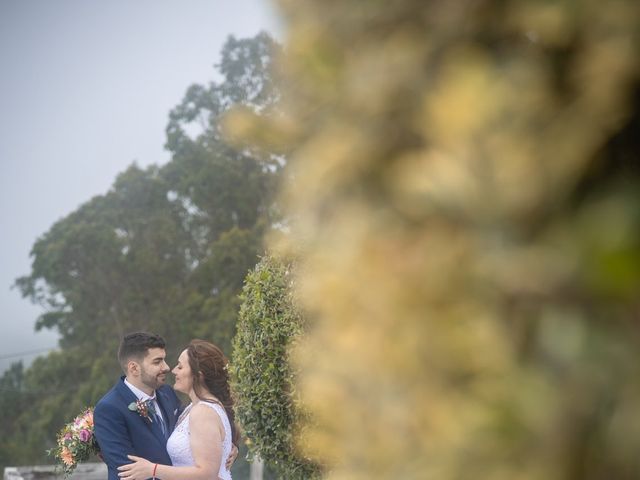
[115,377,139,407]
[116,377,166,445]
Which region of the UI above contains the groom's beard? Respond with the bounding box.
[140,367,167,391]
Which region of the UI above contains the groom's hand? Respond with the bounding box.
[226,444,239,469]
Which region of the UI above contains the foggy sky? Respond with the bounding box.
[0,0,281,373]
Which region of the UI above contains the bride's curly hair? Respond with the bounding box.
[187,339,240,446]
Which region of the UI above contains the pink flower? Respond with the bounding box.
[128,399,154,423]
[79,429,92,442]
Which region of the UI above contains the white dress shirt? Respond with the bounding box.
[124,378,167,434]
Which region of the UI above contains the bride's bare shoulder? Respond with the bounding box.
[190,402,221,422]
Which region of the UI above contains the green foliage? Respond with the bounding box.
[0,362,32,468]
[231,255,322,479]
[1,32,280,474]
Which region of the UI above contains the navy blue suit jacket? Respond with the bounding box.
[94,377,182,480]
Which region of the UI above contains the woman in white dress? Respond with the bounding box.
[118,339,238,480]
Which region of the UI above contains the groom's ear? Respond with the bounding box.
[127,360,140,376]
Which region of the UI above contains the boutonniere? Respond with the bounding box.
[128,399,154,423]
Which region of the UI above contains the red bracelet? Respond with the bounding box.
[152,463,158,479]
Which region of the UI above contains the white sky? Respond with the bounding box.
[0,0,282,373]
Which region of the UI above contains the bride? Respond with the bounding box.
[118,339,238,480]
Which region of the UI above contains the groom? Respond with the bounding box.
[94,332,181,480]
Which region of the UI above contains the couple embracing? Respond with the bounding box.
[94,332,239,480]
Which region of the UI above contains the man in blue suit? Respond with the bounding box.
[94,332,182,480]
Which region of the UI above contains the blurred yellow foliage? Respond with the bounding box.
[227,0,640,478]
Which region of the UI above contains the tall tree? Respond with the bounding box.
[160,31,282,351]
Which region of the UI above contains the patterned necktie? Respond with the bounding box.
[149,397,167,438]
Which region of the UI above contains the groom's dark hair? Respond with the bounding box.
[118,332,166,371]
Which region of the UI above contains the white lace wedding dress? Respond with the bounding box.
[166,401,233,480]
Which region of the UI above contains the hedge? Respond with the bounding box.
[231,255,321,479]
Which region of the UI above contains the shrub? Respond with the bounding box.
[231,255,321,479]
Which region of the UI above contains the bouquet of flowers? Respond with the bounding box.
[48,407,100,478]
